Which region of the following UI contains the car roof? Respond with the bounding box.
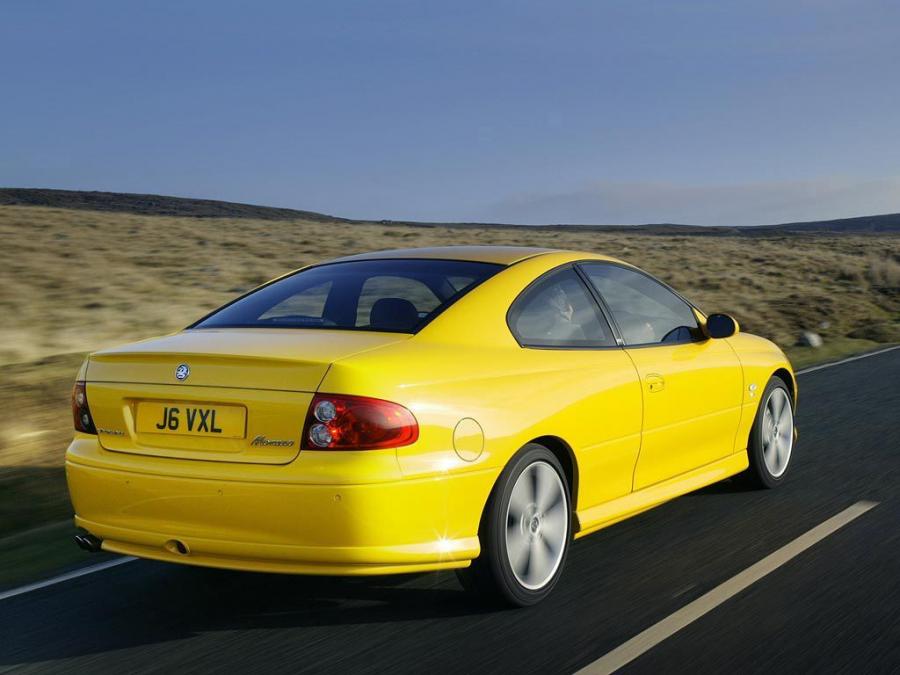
[331,246,559,266]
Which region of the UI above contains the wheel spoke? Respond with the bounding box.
[773,390,787,424]
[543,498,567,532]
[507,482,530,522]
[540,530,559,559]
[525,537,551,585]
[506,527,530,577]
[764,440,776,467]
[528,465,539,506]
[775,437,786,465]
[763,410,773,436]
[534,464,559,513]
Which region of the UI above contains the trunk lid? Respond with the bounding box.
[85,329,408,464]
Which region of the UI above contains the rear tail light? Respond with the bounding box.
[72,381,96,434]
[302,394,418,450]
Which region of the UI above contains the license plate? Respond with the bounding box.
[136,402,246,438]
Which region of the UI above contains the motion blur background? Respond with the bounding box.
[1,0,898,591]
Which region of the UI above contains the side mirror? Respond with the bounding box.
[705,313,739,339]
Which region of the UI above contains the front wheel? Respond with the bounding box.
[458,444,571,606]
[742,377,795,488]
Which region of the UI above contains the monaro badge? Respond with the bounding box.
[251,435,295,447]
[175,364,191,381]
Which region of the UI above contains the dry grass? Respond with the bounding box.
[866,253,900,287]
[0,204,898,537]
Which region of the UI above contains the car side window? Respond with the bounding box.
[580,263,700,346]
[509,268,616,348]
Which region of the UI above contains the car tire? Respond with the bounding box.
[457,443,572,606]
[741,376,795,489]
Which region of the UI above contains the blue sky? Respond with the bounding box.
[2,0,899,225]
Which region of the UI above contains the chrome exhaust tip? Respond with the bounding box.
[74,533,103,553]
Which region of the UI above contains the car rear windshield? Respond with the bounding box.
[192,259,503,333]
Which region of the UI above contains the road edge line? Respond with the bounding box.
[575,500,879,675]
[0,556,136,602]
[796,344,899,375]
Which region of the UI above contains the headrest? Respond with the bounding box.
[369,297,420,332]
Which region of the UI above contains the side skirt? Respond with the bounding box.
[574,451,749,539]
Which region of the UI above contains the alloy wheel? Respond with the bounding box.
[504,460,569,590]
[762,387,794,478]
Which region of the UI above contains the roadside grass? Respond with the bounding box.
[0,521,117,591]
[784,338,889,370]
[1,204,897,591]
[0,466,70,537]
[3,205,898,367]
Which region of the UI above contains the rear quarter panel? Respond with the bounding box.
[318,252,644,519]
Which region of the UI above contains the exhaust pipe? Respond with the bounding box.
[74,533,103,553]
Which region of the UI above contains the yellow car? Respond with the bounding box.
[66,246,796,605]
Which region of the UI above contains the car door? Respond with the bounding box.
[579,262,743,490]
[507,265,643,509]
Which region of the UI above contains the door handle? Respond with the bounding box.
[646,373,665,393]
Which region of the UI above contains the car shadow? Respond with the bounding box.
[4,475,776,666]
[1,563,496,665]
[690,477,758,495]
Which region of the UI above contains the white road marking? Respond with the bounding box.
[0,557,136,602]
[796,344,899,375]
[576,500,879,675]
[2,347,895,602]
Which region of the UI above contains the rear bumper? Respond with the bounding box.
[66,441,494,576]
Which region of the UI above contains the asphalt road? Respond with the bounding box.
[2,349,898,674]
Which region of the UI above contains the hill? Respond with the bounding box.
[0,188,350,223]
[2,187,899,233]
[754,212,900,234]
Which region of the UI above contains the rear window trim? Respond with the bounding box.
[187,257,505,335]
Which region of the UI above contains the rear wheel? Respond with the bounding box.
[742,377,795,488]
[457,444,571,606]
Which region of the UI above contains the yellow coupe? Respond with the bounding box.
[67,246,796,605]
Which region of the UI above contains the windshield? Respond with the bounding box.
[192,259,503,333]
